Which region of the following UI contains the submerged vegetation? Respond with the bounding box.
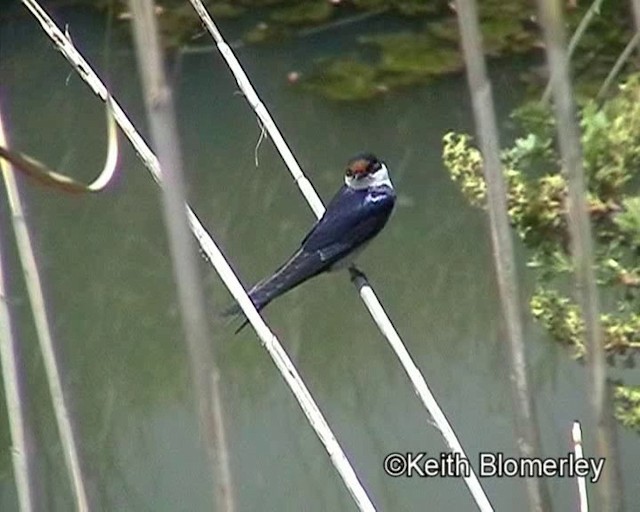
[26,0,636,100]
[443,74,640,432]
[296,0,634,101]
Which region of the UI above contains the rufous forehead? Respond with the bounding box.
[348,159,370,174]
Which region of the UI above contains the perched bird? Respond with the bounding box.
[227,152,396,330]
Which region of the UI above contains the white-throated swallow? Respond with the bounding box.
[226,152,395,331]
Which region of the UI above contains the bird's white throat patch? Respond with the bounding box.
[345,163,393,190]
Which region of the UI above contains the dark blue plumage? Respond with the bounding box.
[226,153,395,331]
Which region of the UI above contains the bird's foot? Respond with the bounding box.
[349,265,367,283]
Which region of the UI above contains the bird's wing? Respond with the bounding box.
[223,246,330,332]
[302,187,396,257]
[245,249,329,311]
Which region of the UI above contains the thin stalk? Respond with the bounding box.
[0,109,38,512]
[542,0,605,104]
[0,93,90,512]
[126,1,234,510]
[535,1,619,510]
[187,2,494,509]
[455,1,550,511]
[19,2,376,510]
[596,29,640,101]
[572,421,589,512]
[633,0,640,32]
[632,0,640,61]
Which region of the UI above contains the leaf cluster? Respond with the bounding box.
[443,79,640,364]
[615,385,640,431]
[443,74,640,431]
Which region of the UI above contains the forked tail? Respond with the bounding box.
[223,249,330,333]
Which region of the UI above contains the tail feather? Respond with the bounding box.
[221,302,251,334]
[223,249,331,333]
[248,249,328,310]
[220,299,251,334]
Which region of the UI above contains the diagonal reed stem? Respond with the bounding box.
[541,0,605,104]
[596,29,640,101]
[0,109,39,512]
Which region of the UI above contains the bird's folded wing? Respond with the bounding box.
[303,192,395,254]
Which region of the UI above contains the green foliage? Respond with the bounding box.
[443,75,640,431]
[530,288,586,357]
[614,198,640,249]
[442,133,487,207]
[615,386,640,433]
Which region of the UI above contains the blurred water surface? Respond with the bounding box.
[0,6,638,511]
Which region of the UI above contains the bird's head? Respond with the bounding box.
[344,153,392,190]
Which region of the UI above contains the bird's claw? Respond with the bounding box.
[349,266,367,283]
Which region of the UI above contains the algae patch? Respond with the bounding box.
[300,58,382,101]
[270,1,334,26]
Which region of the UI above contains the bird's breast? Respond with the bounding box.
[365,191,388,204]
[363,186,395,207]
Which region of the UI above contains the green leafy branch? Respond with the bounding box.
[443,75,640,431]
